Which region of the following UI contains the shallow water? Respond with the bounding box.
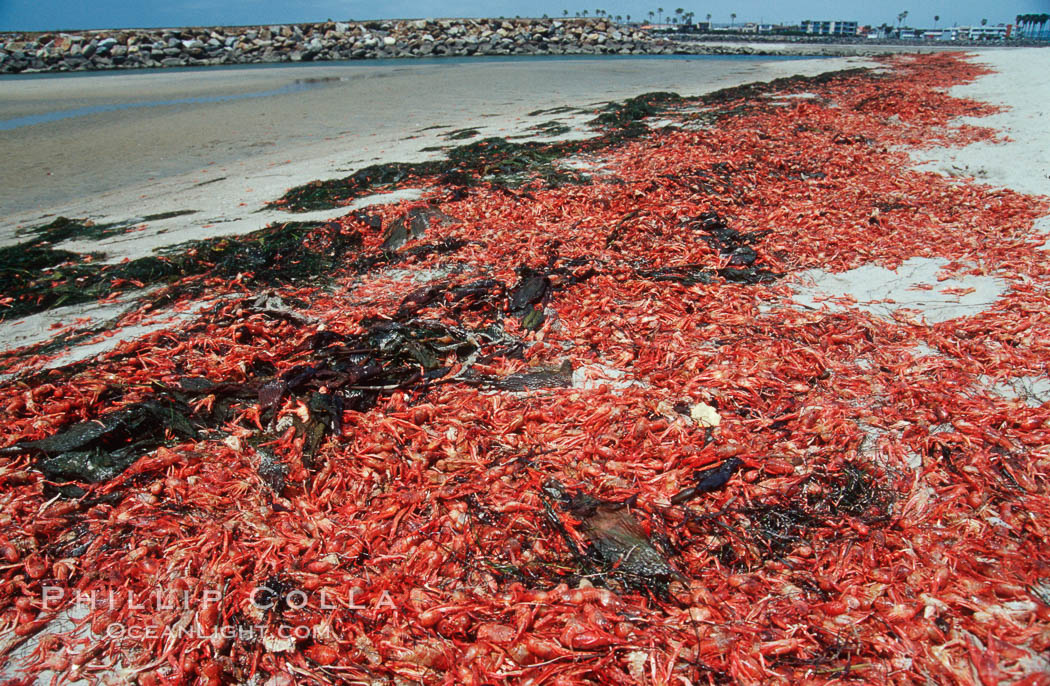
[0,53,818,130]
[0,51,819,81]
[0,80,322,130]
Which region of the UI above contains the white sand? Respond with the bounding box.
[788,48,1050,324]
[790,257,1008,324]
[908,49,1050,201]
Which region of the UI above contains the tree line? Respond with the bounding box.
[1015,13,1049,37]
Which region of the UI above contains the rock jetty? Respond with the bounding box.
[0,18,674,73]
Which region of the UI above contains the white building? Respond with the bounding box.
[937,25,1009,40]
[967,24,1008,40]
[801,20,859,36]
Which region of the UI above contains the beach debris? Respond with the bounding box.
[590,91,684,130]
[465,359,574,391]
[255,447,288,494]
[443,127,481,141]
[542,481,679,590]
[381,206,458,251]
[0,219,361,320]
[670,457,742,504]
[689,401,721,428]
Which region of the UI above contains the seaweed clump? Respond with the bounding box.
[273,91,692,213]
[686,462,895,570]
[275,136,594,212]
[0,220,360,320]
[1,398,201,484]
[590,91,684,130]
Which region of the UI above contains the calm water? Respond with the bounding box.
[0,53,819,131]
[0,80,321,130]
[0,52,820,80]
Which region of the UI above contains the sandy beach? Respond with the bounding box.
[0,55,865,244]
[1,46,1050,685]
[0,53,871,356]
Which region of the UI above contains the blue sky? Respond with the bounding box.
[1,1,1046,32]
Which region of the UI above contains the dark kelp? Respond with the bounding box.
[1,399,200,483]
[0,220,361,321]
[542,480,680,592]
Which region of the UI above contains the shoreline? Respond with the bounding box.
[0,53,872,360]
[0,54,866,239]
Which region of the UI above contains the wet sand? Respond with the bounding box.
[0,55,868,247]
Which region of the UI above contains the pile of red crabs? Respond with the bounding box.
[1,52,1050,685]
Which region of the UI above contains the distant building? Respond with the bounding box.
[935,24,1009,40]
[737,22,774,33]
[801,20,859,36]
[919,29,954,41]
[967,24,1009,40]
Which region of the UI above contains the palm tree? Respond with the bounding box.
[897,10,908,28]
[933,15,939,28]
[626,14,631,23]
[582,9,589,17]
[563,9,569,17]
[658,7,664,24]
[648,10,655,23]
[675,8,684,22]
[730,12,737,28]
[706,12,712,24]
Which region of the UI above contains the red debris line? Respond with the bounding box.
[1,52,1050,685]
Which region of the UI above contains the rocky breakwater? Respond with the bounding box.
[0,18,674,73]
